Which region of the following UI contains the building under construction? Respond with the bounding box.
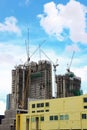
[11,60,52,110]
[56,71,82,98]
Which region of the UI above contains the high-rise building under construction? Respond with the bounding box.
[56,71,81,98]
[11,60,52,109]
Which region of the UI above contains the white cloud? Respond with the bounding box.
[73,66,87,82]
[72,65,87,94]
[0,101,6,115]
[0,16,21,35]
[0,42,26,114]
[38,0,87,44]
[65,44,80,52]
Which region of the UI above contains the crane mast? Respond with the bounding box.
[67,51,75,72]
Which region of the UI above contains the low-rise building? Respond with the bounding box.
[16,94,87,130]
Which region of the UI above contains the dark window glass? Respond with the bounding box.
[83,98,87,102]
[84,106,87,109]
[32,104,35,108]
[40,110,44,112]
[50,116,53,120]
[41,103,44,107]
[54,115,58,120]
[37,103,40,108]
[37,110,40,113]
[82,114,86,119]
[45,109,49,112]
[45,102,49,107]
[32,111,35,113]
[40,117,44,121]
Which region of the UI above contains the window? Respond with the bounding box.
[84,106,87,109]
[45,109,49,112]
[82,114,86,119]
[40,117,44,121]
[65,115,69,120]
[60,115,64,120]
[37,110,41,113]
[31,117,35,122]
[37,110,44,112]
[54,115,58,120]
[32,104,35,108]
[32,111,35,113]
[37,103,40,108]
[83,98,87,102]
[45,102,49,107]
[49,115,58,121]
[41,103,44,107]
[50,116,53,120]
[40,110,44,112]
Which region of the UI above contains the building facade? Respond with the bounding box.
[16,94,87,130]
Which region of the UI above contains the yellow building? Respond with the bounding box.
[16,94,87,130]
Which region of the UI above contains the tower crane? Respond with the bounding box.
[21,32,47,109]
[20,28,30,109]
[67,51,75,72]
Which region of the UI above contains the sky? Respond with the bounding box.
[0,0,87,115]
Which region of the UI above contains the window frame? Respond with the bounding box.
[54,115,58,120]
[41,103,44,107]
[40,117,44,121]
[83,97,87,102]
[84,106,87,109]
[60,115,64,120]
[37,103,41,108]
[45,102,49,107]
[82,114,86,119]
[50,116,53,121]
[32,104,35,108]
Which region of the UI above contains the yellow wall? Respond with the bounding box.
[16,94,87,130]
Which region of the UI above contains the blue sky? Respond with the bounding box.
[0,0,87,114]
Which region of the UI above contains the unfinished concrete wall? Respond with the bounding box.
[30,60,52,99]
